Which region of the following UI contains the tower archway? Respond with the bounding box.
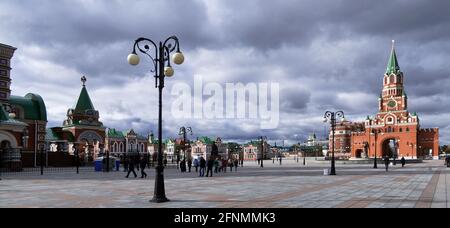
[381,138,399,158]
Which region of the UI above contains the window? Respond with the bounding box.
[406,128,410,132]
[400,128,403,132]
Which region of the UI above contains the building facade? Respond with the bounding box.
[191,137,228,160]
[330,42,439,159]
[105,128,148,157]
[0,43,47,170]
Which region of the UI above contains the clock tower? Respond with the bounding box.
[350,41,439,160]
[379,40,408,113]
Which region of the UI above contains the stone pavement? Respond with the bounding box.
[0,160,448,208]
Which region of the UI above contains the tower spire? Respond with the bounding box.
[81,76,87,87]
[386,40,400,75]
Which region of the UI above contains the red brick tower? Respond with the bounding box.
[351,41,439,159]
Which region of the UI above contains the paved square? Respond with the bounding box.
[0,160,449,208]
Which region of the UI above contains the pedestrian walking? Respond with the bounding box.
[126,157,137,178]
[187,158,192,173]
[194,158,199,172]
[222,159,227,173]
[401,157,406,168]
[234,159,239,172]
[206,157,214,177]
[384,156,390,172]
[229,159,234,172]
[279,156,283,165]
[123,155,129,172]
[140,157,147,178]
[180,159,187,173]
[199,157,206,177]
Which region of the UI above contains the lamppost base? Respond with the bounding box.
[150,197,170,203]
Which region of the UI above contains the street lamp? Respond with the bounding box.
[323,111,345,176]
[179,127,193,161]
[128,36,184,203]
[260,136,267,168]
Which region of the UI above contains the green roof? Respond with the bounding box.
[46,128,62,141]
[199,136,213,145]
[75,86,95,112]
[386,41,400,75]
[9,93,47,121]
[108,128,124,138]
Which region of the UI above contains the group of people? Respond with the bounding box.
[123,156,148,179]
[194,157,240,177]
[383,156,407,171]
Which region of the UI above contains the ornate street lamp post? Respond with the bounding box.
[323,111,345,176]
[372,130,378,169]
[128,36,185,203]
[179,127,193,161]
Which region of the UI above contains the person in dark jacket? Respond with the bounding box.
[123,156,129,172]
[206,157,214,177]
[126,157,137,178]
[401,157,406,168]
[180,159,187,173]
[187,159,192,173]
[199,157,206,177]
[140,157,147,178]
[384,157,390,172]
[234,159,239,172]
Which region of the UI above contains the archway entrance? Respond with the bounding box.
[355,149,363,158]
[382,139,398,158]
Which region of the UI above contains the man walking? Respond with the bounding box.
[206,157,214,177]
[126,157,137,178]
[140,157,147,178]
[199,157,206,177]
[187,158,192,173]
[384,156,390,172]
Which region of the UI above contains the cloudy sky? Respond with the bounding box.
[1,0,449,144]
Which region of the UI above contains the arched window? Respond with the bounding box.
[406,128,410,132]
[390,75,395,83]
[400,128,403,132]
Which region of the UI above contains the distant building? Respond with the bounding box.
[242,140,271,161]
[105,128,148,157]
[191,137,228,160]
[330,42,439,160]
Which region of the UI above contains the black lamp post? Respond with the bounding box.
[179,127,193,163]
[128,36,185,203]
[323,111,345,176]
[372,130,378,169]
[259,136,267,168]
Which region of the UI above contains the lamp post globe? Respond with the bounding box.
[164,66,175,77]
[127,53,140,66]
[172,52,185,65]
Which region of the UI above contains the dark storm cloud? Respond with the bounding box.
[1,0,449,143]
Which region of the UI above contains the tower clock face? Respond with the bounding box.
[387,100,396,108]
